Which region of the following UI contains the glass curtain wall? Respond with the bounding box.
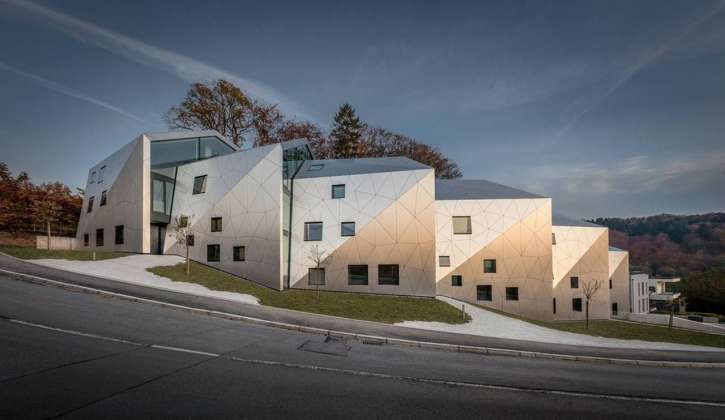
[282,144,312,288]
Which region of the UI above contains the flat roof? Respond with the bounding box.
[552,213,602,228]
[435,179,544,200]
[295,156,430,179]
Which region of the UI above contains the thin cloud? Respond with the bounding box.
[0,60,147,123]
[2,0,313,121]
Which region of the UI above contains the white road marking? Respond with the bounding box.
[150,344,219,357]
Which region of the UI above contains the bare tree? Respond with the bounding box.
[170,214,194,275]
[582,279,603,329]
[32,198,61,250]
[307,244,327,301]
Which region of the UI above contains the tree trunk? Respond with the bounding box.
[585,300,590,329]
[185,244,190,275]
[46,221,51,250]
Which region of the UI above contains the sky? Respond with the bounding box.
[1,0,724,219]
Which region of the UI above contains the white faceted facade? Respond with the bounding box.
[288,161,437,296]
[608,247,630,315]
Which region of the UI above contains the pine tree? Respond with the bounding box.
[330,103,366,158]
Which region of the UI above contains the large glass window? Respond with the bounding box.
[348,265,368,285]
[477,285,492,301]
[378,264,399,285]
[153,179,165,213]
[151,138,199,167]
[452,216,472,234]
[304,222,323,241]
[200,137,233,159]
[341,222,355,237]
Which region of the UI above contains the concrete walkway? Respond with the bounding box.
[30,255,260,306]
[396,296,725,352]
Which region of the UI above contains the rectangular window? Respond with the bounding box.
[211,217,223,232]
[552,233,556,245]
[95,229,104,247]
[477,285,492,301]
[451,275,463,287]
[193,175,207,194]
[114,225,124,245]
[553,298,556,314]
[178,216,189,228]
[98,165,106,183]
[452,216,472,234]
[186,235,194,246]
[207,244,220,262]
[100,190,107,206]
[341,222,355,237]
[304,222,323,241]
[233,246,245,261]
[572,298,582,312]
[331,184,345,199]
[439,256,451,267]
[153,179,165,213]
[570,276,579,289]
[308,267,325,285]
[612,302,618,316]
[348,265,368,285]
[483,259,497,273]
[378,264,399,285]
[89,171,96,184]
[87,196,94,213]
[609,279,612,289]
[505,287,519,301]
[83,234,89,247]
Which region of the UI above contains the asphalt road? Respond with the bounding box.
[2,274,725,419]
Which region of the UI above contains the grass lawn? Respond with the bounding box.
[475,304,725,348]
[0,245,127,261]
[148,261,470,325]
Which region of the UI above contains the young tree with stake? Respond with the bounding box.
[582,279,602,329]
[171,214,194,275]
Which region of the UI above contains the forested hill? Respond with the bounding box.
[589,213,725,277]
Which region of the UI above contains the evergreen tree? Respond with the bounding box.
[330,103,366,158]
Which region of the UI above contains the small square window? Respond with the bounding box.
[308,164,324,171]
[477,285,492,301]
[193,175,207,194]
[233,246,245,261]
[114,225,124,245]
[505,287,519,301]
[178,216,189,228]
[572,298,582,312]
[304,222,323,241]
[439,256,451,267]
[186,235,194,246]
[570,276,579,289]
[211,217,223,232]
[87,196,94,213]
[100,190,107,206]
[207,244,220,262]
[348,265,368,285]
[378,264,399,285]
[484,259,496,273]
[332,184,345,199]
[341,222,355,236]
[308,267,325,285]
[452,216,472,234]
[451,275,463,287]
[83,234,89,247]
[95,228,104,247]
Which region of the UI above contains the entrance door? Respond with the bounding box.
[150,224,166,254]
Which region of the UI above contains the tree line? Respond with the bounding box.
[165,80,462,179]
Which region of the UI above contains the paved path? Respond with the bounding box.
[2,276,725,419]
[398,296,725,352]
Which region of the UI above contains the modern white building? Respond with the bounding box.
[75,130,630,322]
[630,273,651,314]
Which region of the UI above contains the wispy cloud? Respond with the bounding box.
[1,0,313,121]
[0,60,147,123]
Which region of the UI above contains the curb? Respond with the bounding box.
[2,267,724,369]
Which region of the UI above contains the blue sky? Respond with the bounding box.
[1,0,724,218]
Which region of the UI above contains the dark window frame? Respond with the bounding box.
[207,244,221,262]
[451,275,463,287]
[210,217,223,232]
[304,222,323,241]
[572,298,583,312]
[477,285,492,301]
[83,233,89,247]
[439,256,451,267]
[95,228,104,247]
[178,216,189,228]
[331,184,345,199]
[340,221,355,237]
[233,246,245,261]
[308,267,326,286]
[483,259,497,273]
[570,276,579,289]
[100,190,107,206]
[192,175,207,195]
[378,264,400,285]
[505,287,519,301]
[87,196,94,213]
[186,235,194,246]
[452,216,472,234]
[347,265,369,285]
[114,225,124,245]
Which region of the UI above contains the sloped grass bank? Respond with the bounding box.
[0,245,127,261]
[149,262,470,324]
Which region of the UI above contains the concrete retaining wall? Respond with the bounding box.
[622,312,725,335]
[36,236,76,251]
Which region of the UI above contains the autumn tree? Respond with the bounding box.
[32,197,62,250]
[330,103,366,158]
[582,279,602,329]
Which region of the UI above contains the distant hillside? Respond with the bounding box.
[589,213,725,278]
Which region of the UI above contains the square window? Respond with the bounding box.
[233,246,245,261]
[304,222,323,241]
[572,298,582,312]
[341,222,355,236]
[114,225,124,245]
[477,285,492,301]
[207,244,220,262]
[505,287,519,301]
[308,267,325,285]
[439,256,451,267]
[83,234,89,247]
[100,190,107,206]
[211,217,223,232]
[452,216,472,234]
[178,216,189,228]
[451,275,463,287]
[378,264,399,285]
[484,259,497,273]
[95,229,104,247]
[193,175,207,194]
[87,196,94,213]
[570,276,579,289]
[331,184,345,199]
[186,235,194,246]
[308,164,324,171]
[348,265,368,285]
